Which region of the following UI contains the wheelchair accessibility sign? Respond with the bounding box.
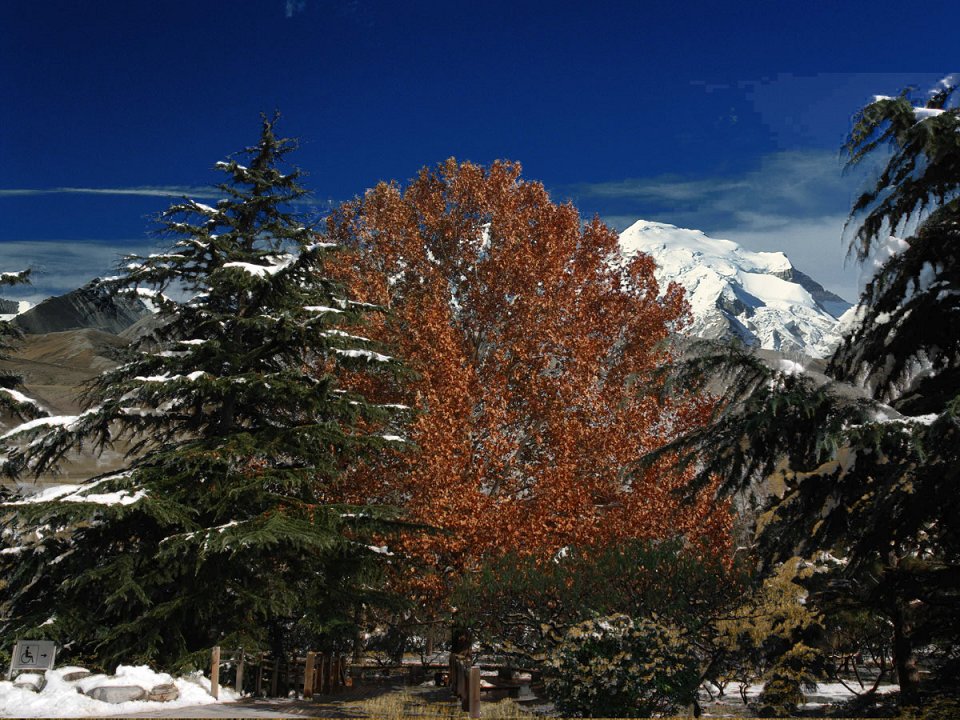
[10,640,56,673]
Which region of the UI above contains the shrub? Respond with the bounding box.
[455,538,743,663]
[544,614,700,718]
[756,642,821,717]
[898,697,960,720]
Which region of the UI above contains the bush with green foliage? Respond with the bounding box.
[454,538,742,665]
[755,642,821,717]
[544,614,700,718]
[713,559,825,713]
[898,697,960,720]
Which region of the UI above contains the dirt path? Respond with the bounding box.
[116,685,404,718]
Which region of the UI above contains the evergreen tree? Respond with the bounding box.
[0,269,45,424]
[0,116,408,670]
[643,78,960,706]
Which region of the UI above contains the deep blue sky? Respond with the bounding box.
[1,0,956,301]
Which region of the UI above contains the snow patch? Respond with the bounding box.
[336,349,393,363]
[0,664,238,717]
[222,254,294,278]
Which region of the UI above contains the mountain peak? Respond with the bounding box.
[13,279,152,336]
[619,220,850,358]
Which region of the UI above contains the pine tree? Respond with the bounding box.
[643,77,960,706]
[0,116,408,670]
[0,269,45,424]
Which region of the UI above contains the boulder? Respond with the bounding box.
[146,683,180,702]
[85,685,147,703]
[59,667,92,682]
[13,672,46,692]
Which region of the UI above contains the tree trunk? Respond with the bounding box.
[449,623,472,687]
[269,620,287,697]
[450,624,472,656]
[352,605,364,664]
[891,600,920,706]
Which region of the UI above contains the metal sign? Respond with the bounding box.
[10,640,57,674]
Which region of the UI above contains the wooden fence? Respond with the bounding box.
[450,654,481,718]
[208,647,348,699]
[449,654,538,718]
[209,645,537,717]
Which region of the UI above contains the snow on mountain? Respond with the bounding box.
[619,220,851,358]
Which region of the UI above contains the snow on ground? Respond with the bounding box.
[0,665,239,718]
[699,680,898,717]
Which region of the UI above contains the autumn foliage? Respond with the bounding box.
[327,159,731,600]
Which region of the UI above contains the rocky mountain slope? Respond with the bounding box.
[13,279,152,335]
[0,282,150,485]
[619,220,850,358]
[0,328,131,484]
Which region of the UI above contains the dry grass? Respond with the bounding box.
[340,688,534,719]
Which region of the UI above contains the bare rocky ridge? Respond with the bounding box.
[14,279,152,335]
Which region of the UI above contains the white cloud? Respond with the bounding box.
[0,240,161,302]
[0,186,332,209]
[573,150,852,217]
[0,186,223,200]
[569,149,871,301]
[285,0,306,18]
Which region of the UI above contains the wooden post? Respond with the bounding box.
[303,652,316,699]
[469,665,481,718]
[210,646,220,700]
[459,659,468,711]
[235,648,245,695]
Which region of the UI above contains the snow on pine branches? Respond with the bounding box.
[0,116,410,670]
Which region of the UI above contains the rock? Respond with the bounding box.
[85,685,147,703]
[13,672,46,692]
[59,667,92,682]
[146,683,179,702]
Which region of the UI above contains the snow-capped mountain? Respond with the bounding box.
[619,220,851,358]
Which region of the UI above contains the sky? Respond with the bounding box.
[1,0,956,303]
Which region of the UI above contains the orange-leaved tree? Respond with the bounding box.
[326,159,731,605]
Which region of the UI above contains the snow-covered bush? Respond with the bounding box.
[544,614,700,718]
